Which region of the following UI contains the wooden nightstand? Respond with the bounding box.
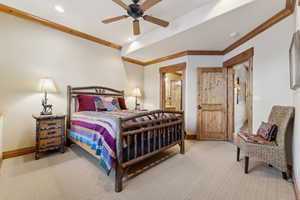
[33,114,66,160]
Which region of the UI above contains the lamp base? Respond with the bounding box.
[41,97,53,116]
[40,111,53,115]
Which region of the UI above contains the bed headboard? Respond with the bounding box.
[66,85,124,129]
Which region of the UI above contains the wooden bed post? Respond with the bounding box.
[180,111,185,154]
[66,85,72,147]
[115,118,124,192]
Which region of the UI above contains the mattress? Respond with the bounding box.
[69,110,149,173]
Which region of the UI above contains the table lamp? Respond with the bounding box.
[39,78,57,115]
[132,88,142,110]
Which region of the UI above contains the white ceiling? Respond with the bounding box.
[0,0,286,61]
[124,0,286,60]
[0,0,216,45]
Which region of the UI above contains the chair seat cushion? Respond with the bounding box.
[238,133,277,146]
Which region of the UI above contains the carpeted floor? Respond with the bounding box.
[0,141,295,200]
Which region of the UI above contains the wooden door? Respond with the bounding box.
[197,68,227,140]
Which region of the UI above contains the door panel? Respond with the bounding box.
[197,68,227,140]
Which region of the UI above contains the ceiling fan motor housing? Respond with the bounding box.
[127,3,144,19]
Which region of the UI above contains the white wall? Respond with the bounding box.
[225,13,299,186]
[292,3,300,191]
[293,90,300,189]
[224,15,295,132]
[143,9,296,137]
[144,56,189,111]
[122,61,144,109]
[0,13,143,151]
[143,55,223,134]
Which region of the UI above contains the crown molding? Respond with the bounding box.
[0,3,122,50]
[186,50,224,56]
[122,50,224,66]
[0,1,296,65]
[223,0,296,54]
[223,48,254,67]
[122,57,147,66]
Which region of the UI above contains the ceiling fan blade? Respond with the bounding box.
[143,15,169,27]
[112,0,129,10]
[133,20,140,35]
[140,0,162,11]
[102,15,128,24]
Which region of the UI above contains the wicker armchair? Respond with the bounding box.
[234,106,294,179]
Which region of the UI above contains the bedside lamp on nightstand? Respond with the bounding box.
[132,88,142,110]
[39,78,57,115]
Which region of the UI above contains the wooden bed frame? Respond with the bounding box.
[66,86,185,192]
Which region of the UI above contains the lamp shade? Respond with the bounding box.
[39,78,57,93]
[132,88,142,97]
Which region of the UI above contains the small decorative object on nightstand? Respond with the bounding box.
[33,114,66,160]
[39,78,57,115]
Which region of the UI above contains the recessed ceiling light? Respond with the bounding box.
[54,5,64,13]
[230,32,240,38]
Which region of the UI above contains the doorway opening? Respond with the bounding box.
[160,63,186,111]
[233,62,250,133]
[225,48,253,142]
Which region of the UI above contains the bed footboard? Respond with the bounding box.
[115,110,185,192]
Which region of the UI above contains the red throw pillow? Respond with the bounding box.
[77,95,96,112]
[118,97,127,110]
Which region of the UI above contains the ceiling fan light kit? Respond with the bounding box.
[102,0,169,35]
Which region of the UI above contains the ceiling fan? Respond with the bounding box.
[102,0,169,36]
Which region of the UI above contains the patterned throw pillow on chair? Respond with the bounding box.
[256,122,278,141]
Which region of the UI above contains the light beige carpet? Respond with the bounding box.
[0,141,295,200]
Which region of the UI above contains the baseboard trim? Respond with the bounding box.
[3,146,35,159]
[294,175,300,200]
[185,135,197,140]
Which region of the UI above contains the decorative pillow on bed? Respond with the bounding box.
[103,97,120,111]
[93,96,107,112]
[118,97,127,110]
[77,95,96,112]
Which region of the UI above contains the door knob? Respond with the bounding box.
[198,105,202,110]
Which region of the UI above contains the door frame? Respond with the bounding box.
[196,48,254,141]
[223,48,254,142]
[159,62,186,110]
[197,67,228,141]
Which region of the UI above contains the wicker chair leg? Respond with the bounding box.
[237,147,240,162]
[245,156,249,174]
[282,172,288,180]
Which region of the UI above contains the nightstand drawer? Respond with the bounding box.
[40,119,63,130]
[33,114,66,159]
[40,129,62,138]
[40,137,62,149]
